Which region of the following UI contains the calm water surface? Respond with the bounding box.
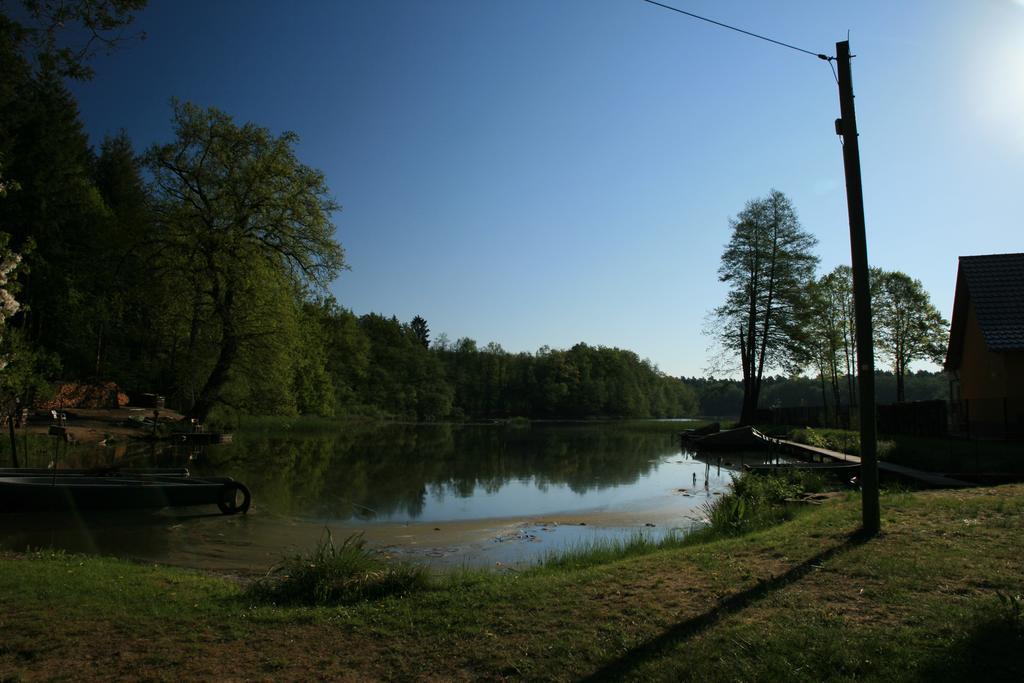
[0,421,772,569]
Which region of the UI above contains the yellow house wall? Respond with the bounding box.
[959,302,1004,426]
[959,303,1005,398]
[957,301,1024,431]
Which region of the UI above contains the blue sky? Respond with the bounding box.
[70,1,1023,377]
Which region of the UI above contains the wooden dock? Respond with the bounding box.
[683,428,974,489]
[764,436,974,489]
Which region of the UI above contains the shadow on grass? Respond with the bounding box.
[914,598,1024,683]
[581,530,871,682]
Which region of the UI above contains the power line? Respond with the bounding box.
[639,0,831,61]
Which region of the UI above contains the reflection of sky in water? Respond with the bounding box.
[364,453,752,523]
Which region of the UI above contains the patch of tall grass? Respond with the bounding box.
[532,530,689,572]
[689,470,830,541]
[246,531,430,606]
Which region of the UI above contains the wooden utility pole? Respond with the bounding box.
[834,40,880,534]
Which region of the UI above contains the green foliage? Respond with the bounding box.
[535,530,688,572]
[410,315,430,349]
[790,427,897,460]
[251,305,699,421]
[796,266,856,422]
[875,270,949,402]
[0,327,58,410]
[290,303,336,417]
[355,313,452,421]
[246,531,430,606]
[142,101,346,420]
[711,190,819,423]
[437,340,697,420]
[1,0,147,80]
[996,591,1024,629]
[732,468,827,500]
[1,69,112,368]
[683,370,950,419]
[84,131,155,383]
[695,471,827,538]
[791,427,858,454]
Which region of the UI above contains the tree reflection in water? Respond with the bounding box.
[186,422,692,522]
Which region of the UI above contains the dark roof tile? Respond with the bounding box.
[960,253,1024,351]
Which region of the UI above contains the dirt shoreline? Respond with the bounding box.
[163,503,706,573]
[19,406,186,444]
[0,499,708,576]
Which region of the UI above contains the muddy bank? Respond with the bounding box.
[0,501,708,575]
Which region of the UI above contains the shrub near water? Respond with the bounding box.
[247,532,430,606]
[697,471,829,538]
[791,427,897,460]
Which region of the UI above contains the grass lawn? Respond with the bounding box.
[2,485,1023,681]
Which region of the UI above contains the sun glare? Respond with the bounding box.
[968,26,1024,149]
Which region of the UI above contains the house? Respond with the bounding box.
[944,252,1024,438]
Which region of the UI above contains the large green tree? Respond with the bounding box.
[144,102,346,421]
[874,270,948,403]
[711,190,819,424]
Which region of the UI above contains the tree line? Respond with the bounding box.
[281,302,698,421]
[683,371,949,419]
[0,3,696,423]
[710,190,948,424]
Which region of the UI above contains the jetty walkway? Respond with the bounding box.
[762,435,974,489]
[684,426,974,489]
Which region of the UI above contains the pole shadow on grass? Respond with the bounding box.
[581,530,871,682]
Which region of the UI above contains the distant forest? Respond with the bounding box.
[296,309,699,421]
[683,370,949,419]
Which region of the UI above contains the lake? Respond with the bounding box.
[0,421,770,571]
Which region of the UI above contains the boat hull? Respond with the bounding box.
[690,426,768,450]
[0,476,249,514]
